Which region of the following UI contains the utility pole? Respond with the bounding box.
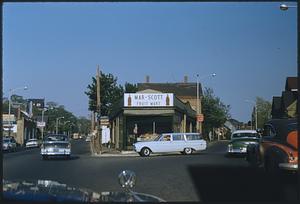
[96,65,102,154]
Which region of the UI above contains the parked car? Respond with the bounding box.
[227,130,260,155]
[246,118,298,174]
[133,133,207,157]
[85,135,91,142]
[25,138,41,148]
[3,137,17,152]
[40,134,71,160]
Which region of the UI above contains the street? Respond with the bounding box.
[3,140,298,202]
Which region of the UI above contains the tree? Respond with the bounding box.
[44,103,78,134]
[202,87,231,137]
[254,97,272,129]
[85,72,124,116]
[77,116,91,135]
[124,82,138,93]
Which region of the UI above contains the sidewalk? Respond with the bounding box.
[91,146,138,157]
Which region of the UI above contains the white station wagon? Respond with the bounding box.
[133,133,207,157]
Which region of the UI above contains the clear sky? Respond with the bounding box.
[3,2,297,122]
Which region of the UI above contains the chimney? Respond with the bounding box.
[184,75,188,83]
[146,75,150,83]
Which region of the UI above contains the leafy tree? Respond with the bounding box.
[124,82,138,93]
[77,116,91,135]
[44,104,78,134]
[254,97,272,129]
[202,87,231,137]
[85,72,124,116]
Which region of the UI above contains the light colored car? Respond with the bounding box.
[85,135,91,142]
[133,133,207,157]
[25,138,41,148]
[227,130,259,154]
[3,137,17,152]
[40,134,71,160]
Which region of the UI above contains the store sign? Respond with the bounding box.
[124,93,174,107]
[37,122,46,127]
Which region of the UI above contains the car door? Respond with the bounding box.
[171,134,185,151]
[153,134,173,153]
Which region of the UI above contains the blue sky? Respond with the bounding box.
[3,2,297,122]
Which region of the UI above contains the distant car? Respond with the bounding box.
[227,130,260,154]
[3,137,17,152]
[85,135,91,142]
[40,134,71,160]
[25,138,41,148]
[133,133,207,157]
[246,118,298,174]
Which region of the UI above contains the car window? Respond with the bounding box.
[45,135,68,141]
[159,135,171,141]
[3,139,10,143]
[262,125,276,137]
[232,133,259,138]
[186,134,202,140]
[172,134,185,141]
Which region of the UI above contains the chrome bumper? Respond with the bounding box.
[228,147,247,153]
[279,163,298,171]
[41,148,71,155]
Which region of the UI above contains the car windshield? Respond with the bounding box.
[232,133,259,138]
[44,135,68,142]
[3,139,10,143]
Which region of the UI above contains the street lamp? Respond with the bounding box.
[56,116,64,134]
[280,4,297,11]
[41,107,53,140]
[245,100,257,130]
[8,86,28,137]
[196,73,216,133]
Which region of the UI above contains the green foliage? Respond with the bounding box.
[77,116,91,135]
[124,82,138,93]
[85,72,124,116]
[202,87,231,137]
[44,104,78,134]
[255,97,272,128]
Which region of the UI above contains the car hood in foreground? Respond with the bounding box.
[3,179,165,202]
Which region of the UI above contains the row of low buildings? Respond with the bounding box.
[2,99,46,146]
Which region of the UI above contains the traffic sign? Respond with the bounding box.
[37,122,46,127]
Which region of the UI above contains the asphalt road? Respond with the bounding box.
[3,139,299,202]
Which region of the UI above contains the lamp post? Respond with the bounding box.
[56,117,64,134]
[280,4,297,11]
[196,73,216,133]
[245,100,257,130]
[8,86,28,137]
[41,107,53,140]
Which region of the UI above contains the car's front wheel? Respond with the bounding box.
[140,147,151,157]
[42,155,48,160]
[183,147,193,155]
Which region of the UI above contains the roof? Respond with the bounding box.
[281,91,297,109]
[285,77,297,91]
[137,83,202,97]
[232,130,257,134]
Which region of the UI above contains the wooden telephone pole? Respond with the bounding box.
[95,65,102,154]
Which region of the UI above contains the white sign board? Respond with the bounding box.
[37,122,46,127]
[124,93,174,107]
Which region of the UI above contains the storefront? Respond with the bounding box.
[109,90,197,150]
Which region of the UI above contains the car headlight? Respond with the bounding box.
[67,144,71,149]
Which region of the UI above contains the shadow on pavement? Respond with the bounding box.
[42,155,80,161]
[187,165,299,202]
